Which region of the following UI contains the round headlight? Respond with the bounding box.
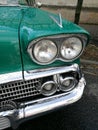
[33,40,57,64]
[41,81,57,96]
[61,37,83,60]
[61,77,76,92]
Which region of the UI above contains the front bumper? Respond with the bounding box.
[0,64,86,129]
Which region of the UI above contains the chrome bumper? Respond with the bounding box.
[0,64,86,129]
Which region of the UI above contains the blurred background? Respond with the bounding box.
[37,0,98,42]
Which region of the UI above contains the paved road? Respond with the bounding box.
[7,68,98,130]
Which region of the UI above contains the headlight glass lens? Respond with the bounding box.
[33,40,57,64]
[61,37,83,60]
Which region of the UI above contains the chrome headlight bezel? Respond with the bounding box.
[27,34,87,65]
[28,39,58,65]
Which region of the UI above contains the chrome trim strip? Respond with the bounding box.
[0,77,86,128]
[0,64,79,84]
[24,64,79,80]
[0,117,11,130]
[50,13,63,28]
[0,71,23,84]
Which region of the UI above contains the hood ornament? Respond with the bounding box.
[50,13,63,28]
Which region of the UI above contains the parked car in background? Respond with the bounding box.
[0,0,90,129]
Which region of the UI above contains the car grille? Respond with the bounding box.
[0,78,41,102]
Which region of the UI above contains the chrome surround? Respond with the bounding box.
[41,81,57,96]
[31,40,58,65]
[60,77,77,92]
[27,34,87,65]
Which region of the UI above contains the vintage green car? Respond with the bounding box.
[0,0,90,129]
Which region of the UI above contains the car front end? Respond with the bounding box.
[0,1,90,129]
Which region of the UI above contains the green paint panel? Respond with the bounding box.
[0,7,22,74]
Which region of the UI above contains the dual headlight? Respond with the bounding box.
[33,40,57,64]
[28,35,86,65]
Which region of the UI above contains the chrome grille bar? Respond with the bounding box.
[0,79,41,101]
[0,117,10,130]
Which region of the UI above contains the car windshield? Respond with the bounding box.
[0,0,35,6]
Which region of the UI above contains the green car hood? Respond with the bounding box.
[20,7,89,71]
[0,6,89,74]
[0,7,23,74]
[20,7,89,41]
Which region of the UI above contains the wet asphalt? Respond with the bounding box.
[6,70,98,130]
